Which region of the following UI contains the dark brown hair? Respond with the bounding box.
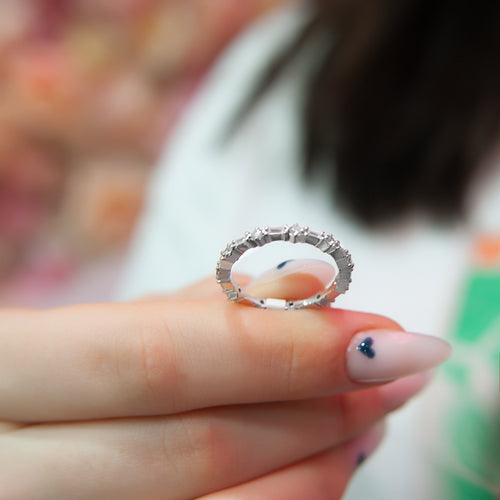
[234,0,500,226]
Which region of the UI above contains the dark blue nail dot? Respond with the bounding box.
[356,337,375,359]
[356,452,367,467]
[277,259,293,270]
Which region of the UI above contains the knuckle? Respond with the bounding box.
[131,311,183,410]
[245,309,340,399]
[175,414,238,483]
[75,305,181,411]
[279,313,340,397]
[260,324,299,398]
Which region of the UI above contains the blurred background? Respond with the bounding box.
[0,0,287,307]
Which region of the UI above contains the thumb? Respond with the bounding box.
[137,259,336,303]
[246,259,336,301]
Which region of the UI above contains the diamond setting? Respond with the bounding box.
[216,224,353,309]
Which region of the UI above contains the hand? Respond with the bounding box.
[0,261,450,499]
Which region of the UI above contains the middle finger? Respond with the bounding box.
[0,376,425,500]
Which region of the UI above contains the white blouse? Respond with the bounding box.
[117,3,500,498]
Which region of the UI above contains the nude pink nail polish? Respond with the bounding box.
[346,330,451,383]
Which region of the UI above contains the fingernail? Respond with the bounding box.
[247,259,336,290]
[379,371,433,412]
[345,421,386,470]
[346,330,451,383]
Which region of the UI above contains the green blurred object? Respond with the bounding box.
[440,266,500,499]
[453,271,500,342]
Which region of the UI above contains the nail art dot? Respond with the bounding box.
[356,452,367,467]
[277,260,292,270]
[356,337,375,359]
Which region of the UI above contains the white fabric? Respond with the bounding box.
[117,3,500,498]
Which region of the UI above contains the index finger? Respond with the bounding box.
[0,299,449,422]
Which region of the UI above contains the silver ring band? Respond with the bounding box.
[216,224,354,310]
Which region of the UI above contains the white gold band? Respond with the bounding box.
[216,224,354,310]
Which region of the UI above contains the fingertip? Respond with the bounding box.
[344,420,386,470]
[378,371,434,412]
[246,259,336,300]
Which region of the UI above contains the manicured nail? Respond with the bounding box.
[345,421,386,470]
[378,371,433,412]
[246,259,336,290]
[346,330,451,383]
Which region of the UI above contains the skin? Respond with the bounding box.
[0,272,426,499]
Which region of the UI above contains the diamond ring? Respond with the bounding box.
[216,224,354,310]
